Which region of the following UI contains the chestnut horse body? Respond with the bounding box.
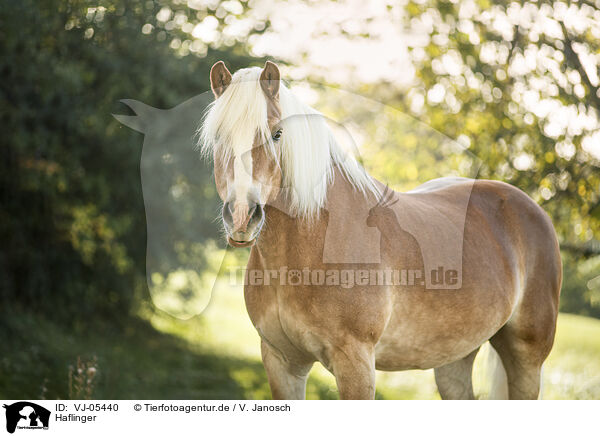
[201,61,561,399]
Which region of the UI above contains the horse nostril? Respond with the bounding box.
[249,202,263,222]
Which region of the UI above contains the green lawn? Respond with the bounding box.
[0,307,262,399]
[2,283,599,399]
[145,278,600,400]
[542,313,600,399]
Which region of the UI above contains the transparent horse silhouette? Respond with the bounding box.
[114,93,221,319]
[114,88,481,318]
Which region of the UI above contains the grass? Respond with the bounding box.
[1,283,599,399]
[143,277,600,400]
[0,307,258,399]
[542,313,600,399]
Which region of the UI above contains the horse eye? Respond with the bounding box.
[272,130,282,141]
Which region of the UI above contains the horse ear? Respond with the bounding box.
[112,99,156,133]
[210,61,232,98]
[260,61,280,99]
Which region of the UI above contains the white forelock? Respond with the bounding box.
[199,67,379,219]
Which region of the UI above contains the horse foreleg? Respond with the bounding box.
[434,348,479,400]
[330,343,376,400]
[261,340,313,400]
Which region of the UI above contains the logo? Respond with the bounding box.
[3,402,50,434]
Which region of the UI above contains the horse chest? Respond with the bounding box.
[244,284,326,361]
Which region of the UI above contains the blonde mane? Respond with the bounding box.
[199,67,378,218]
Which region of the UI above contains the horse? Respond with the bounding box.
[199,60,562,399]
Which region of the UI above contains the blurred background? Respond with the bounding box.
[1,0,599,400]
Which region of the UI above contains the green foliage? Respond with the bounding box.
[2,0,599,400]
[321,0,600,315]
[398,0,600,249]
[0,0,257,324]
[560,253,600,317]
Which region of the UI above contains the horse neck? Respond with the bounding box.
[255,204,329,267]
[254,168,371,266]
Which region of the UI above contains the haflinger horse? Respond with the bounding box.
[199,60,562,400]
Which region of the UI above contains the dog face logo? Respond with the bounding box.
[3,402,50,434]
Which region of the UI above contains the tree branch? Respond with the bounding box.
[560,21,600,111]
[561,241,600,259]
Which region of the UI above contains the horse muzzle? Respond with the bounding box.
[228,236,256,248]
[223,200,264,248]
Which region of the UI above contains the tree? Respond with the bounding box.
[395,0,600,254]
[0,0,259,324]
[299,0,600,314]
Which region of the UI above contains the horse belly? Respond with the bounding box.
[374,333,487,371]
[374,289,514,370]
